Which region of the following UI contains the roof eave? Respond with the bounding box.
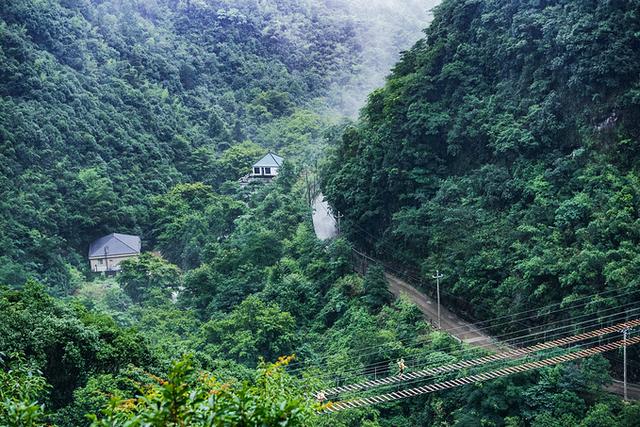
[88,252,139,259]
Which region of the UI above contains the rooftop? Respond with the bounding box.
[253,152,283,168]
[89,233,141,258]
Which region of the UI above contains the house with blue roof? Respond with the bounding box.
[88,233,141,273]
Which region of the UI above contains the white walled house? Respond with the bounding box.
[89,233,141,273]
[251,152,283,178]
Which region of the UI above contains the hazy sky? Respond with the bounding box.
[328,0,441,116]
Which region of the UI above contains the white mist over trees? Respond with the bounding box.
[207,0,439,116]
[327,0,440,116]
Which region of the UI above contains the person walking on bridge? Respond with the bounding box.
[397,358,406,376]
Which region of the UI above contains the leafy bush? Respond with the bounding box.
[0,353,48,427]
[90,355,318,427]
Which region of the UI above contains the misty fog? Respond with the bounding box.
[211,0,439,116]
[326,0,441,116]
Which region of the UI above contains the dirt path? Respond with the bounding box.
[385,272,640,400]
[385,273,501,351]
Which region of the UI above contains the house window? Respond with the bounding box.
[264,167,271,175]
[254,167,260,174]
[99,259,103,264]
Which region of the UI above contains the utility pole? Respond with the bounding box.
[336,211,344,236]
[304,170,311,207]
[623,327,630,401]
[432,270,444,329]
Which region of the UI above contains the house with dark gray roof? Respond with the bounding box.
[88,233,141,273]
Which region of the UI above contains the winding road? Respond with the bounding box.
[312,194,338,241]
[385,273,500,351]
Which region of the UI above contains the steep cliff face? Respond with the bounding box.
[324,0,640,322]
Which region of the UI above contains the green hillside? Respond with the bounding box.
[0,0,398,290]
[0,0,439,292]
[3,0,640,425]
[324,0,640,328]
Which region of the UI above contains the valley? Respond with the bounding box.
[2,0,640,426]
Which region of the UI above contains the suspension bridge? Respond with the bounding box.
[318,319,640,412]
[308,194,640,412]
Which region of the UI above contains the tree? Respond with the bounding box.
[201,296,297,366]
[151,183,245,269]
[118,253,182,304]
[362,265,392,312]
[580,404,619,427]
[215,141,265,182]
[52,366,156,427]
[0,353,48,427]
[0,281,152,409]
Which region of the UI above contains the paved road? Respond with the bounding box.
[312,193,338,241]
[385,273,501,351]
[606,380,640,400]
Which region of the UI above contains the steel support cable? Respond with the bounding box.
[285,284,640,372]
[310,310,640,387]
[322,330,640,398]
[332,334,629,403]
[316,330,632,395]
[287,301,640,381]
[329,333,631,408]
[317,318,640,397]
[303,310,638,386]
[289,305,640,378]
[334,333,627,397]
[291,308,640,388]
[314,337,628,406]
[322,335,640,413]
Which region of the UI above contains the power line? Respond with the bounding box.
[294,306,639,382]
[375,309,640,380]
[296,314,640,398]
[338,333,628,398]
[317,318,640,397]
[288,308,640,394]
[287,299,640,377]
[285,283,640,372]
[298,309,640,391]
[352,247,640,339]
[323,334,640,413]
[315,213,640,406]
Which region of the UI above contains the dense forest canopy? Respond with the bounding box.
[324,0,640,327]
[0,0,433,291]
[3,0,640,425]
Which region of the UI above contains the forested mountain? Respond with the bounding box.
[323,1,640,421]
[4,0,640,425]
[324,0,640,329]
[0,0,433,291]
